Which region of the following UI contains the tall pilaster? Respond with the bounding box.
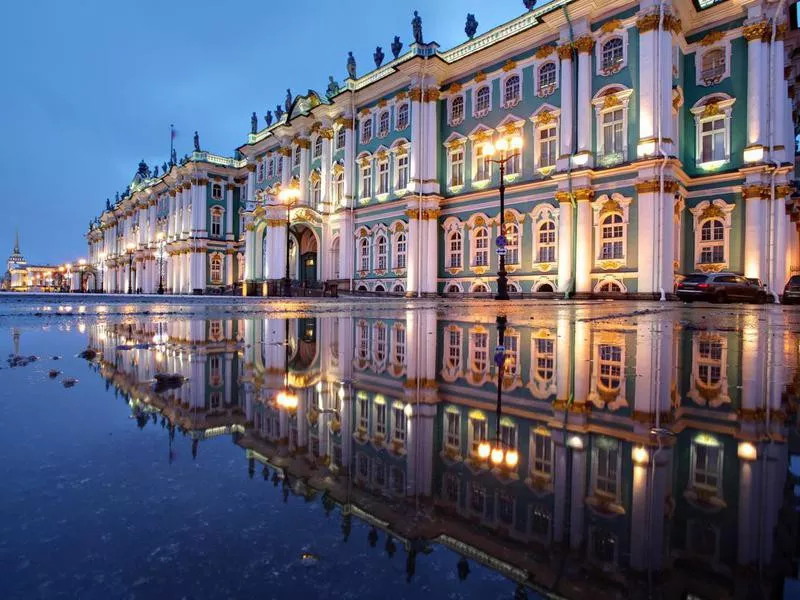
[575,35,594,164]
[225,184,234,240]
[405,198,440,296]
[636,177,677,296]
[297,138,311,204]
[744,185,766,279]
[319,128,333,210]
[556,193,573,293]
[557,43,574,171]
[574,189,593,294]
[340,116,355,207]
[744,21,769,152]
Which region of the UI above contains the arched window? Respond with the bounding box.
[293,145,302,167]
[450,96,464,125]
[601,38,624,72]
[396,152,409,189]
[331,237,340,279]
[446,283,462,294]
[311,178,321,205]
[472,283,490,294]
[534,336,555,383]
[475,86,490,116]
[357,284,368,292]
[470,329,489,371]
[504,75,521,107]
[447,230,463,269]
[378,111,390,137]
[336,127,346,150]
[507,281,521,293]
[375,235,388,270]
[313,136,323,159]
[374,284,386,293]
[538,62,557,94]
[210,207,224,238]
[212,183,223,200]
[701,48,725,82]
[699,219,725,264]
[396,103,410,129]
[698,338,723,386]
[359,237,370,271]
[600,214,624,259]
[360,118,373,144]
[473,227,489,267]
[598,280,622,293]
[536,282,554,293]
[210,254,223,284]
[598,344,622,392]
[395,232,407,269]
[505,222,520,265]
[377,160,389,194]
[537,221,556,263]
[374,323,387,363]
[333,172,344,206]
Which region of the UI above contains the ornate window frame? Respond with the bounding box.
[687,333,730,408]
[444,134,467,190]
[376,153,390,197]
[695,39,731,87]
[591,193,632,268]
[335,125,346,151]
[441,324,463,382]
[449,94,465,126]
[473,84,492,118]
[312,135,323,160]
[531,106,560,175]
[209,251,224,284]
[467,213,491,273]
[377,110,391,138]
[211,182,223,200]
[374,227,389,273]
[536,60,559,97]
[443,216,465,273]
[502,70,522,109]
[391,138,410,194]
[210,205,224,238]
[689,199,734,271]
[360,116,373,144]
[588,332,627,411]
[395,102,410,131]
[595,30,628,76]
[357,154,373,200]
[592,86,633,166]
[532,203,559,269]
[529,330,556,399]
[390,220,408,272]
[467,325,491,385]
[690,94,735,170]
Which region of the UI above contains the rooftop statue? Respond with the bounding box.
[162,161,168,174]
[137,159,148,178]
[106,198,112,211]
[373,46,384,68]
[523,0,537,10]
[275,104,284,120]
[193,131,200,152]
[346,51,356,79]
[251,111,258,134]
[326,76,340,99]
[115,192,119,203]
[465,13,478,39]
[284,88,293,114]
[170,148,177,166]
[153,165,159,178]
[265,110,273,127]
[412,11,423,45]
[391,36,403,59]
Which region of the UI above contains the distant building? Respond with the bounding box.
[3,232,64,292]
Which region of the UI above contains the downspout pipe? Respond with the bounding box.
[768,0,788,303]
[350,88,356,293]
[655,0,669,301]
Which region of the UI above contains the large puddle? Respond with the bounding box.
[1,297,799,599]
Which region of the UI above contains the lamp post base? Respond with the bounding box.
[282,277,292,297]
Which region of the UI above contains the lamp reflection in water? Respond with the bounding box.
[274,317,299,411]
[476,315,519,468]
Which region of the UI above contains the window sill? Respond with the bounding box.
[503,173,521,183]
[448,117,465,127]
[358,197,371,205]
[534,262,554,272]
[394,124,409,132]
[394,188,409,197]
[448,184,465,194]
[597,152,624,168]
[537,84,557,98]
[471,179,491,190]
[473,108,490,119]
[536,165,556,177]
[503,97,521,109]
[375,193,390,202]
[697,159,727,172]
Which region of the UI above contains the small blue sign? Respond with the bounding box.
[496,235,507,248]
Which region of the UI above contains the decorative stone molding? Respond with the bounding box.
[474,71,486,83]
[535,45,556,59]
[635,179,679,194]
[601,19,623,34]
[742,21,768,42]
[502,59,517,71]
[557,44,573,60]
[574,188,594,202]
[574,35,595,54]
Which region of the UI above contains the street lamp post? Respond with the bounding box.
[157,232,166,295]
[278,179,301,297]
[126,242,135,294]
[477,315,519,468]
[98,252,106,293]
[484,135,523,301]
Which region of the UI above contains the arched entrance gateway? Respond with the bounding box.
[246,203,322,296]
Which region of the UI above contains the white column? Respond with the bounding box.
[194,180,207,237]
[575,196,592,294]
[225,184,234,240]
[342,118,355,207]
[320,131,332,209]
[773,189,788,294]
[558,45,573,169]
[246,164,256,205]
[409,87,423,192]
[299,142,310,205]
[576,38,592,157]
[745,29,766,149]
[744,187,765,280]
[557,197,573,293]
[771,32,786,164]
[336,211,354,283]
[281,149,291,187]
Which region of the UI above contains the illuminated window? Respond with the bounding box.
[699,219,724,264]
[393,406,406,441]
[601,38,624,72]
[531,430,553,477]
[697,339,722,385]
[209,254,223,284]
[209,355,222,386]
[469,415,487,456]
[538,124,558,168]
[534,337,554,383]
[602,108,624,156]
[358,395,369,430]
[446,328,462,370]
[598,344,623,393]
[699,115,726,163]
[691,439,722,493]
[537,220,556,263]
[394,232,407,269]
[377,161,389,195]
[447,230,462,269]
[600,214,624,259]
[445,410,460,449]
[210,208,223,238]
[593,438,620,499]
[393,325,406,364]
[375,235,387,270]
[311,178,321,206]
[700,48,725,83]
[504,222,519,265]
[470,330,488,372]
[474,144,491,181]
[360,163,372,198]
[449,147,465,186]
[396,154,409,190]
[375,402,387,436]
[357,322,369,359]
[472,227,489,267]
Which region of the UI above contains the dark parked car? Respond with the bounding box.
[782,275,800,304]
[676,272,767,304]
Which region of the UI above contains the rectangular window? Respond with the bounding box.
[539,126,557,168]
[475,145,491,181]
[446,411,460,449]
[595,443,619,499]
[474,229,489,267]
[358,396,369,431]
[266,156,274,178]
[447,328,462,369]
[393,406,406,441]
[376,402,387,436]
[397,154,409,189]
[313,137,322,159]
[293,146,301,168]
[534,337,555,382]
[537,222,556,263]
[448,233,462,268]
[257,162,264,182]
[471,332,488,372]
[360,118,372,144]
[336,127,346,150]
[602,109,624,155]
[396,103,409,130]
[469,417,487,456]
[450,148,464,186]
[700,117,726,163]
[377,161,389,195]
[211,212,222,237]
[692,442,722,492]
[532,432,553,477]
[361,165,372,198]
[498,492,514,525]
[396,235,407,270]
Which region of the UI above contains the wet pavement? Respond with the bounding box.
[1,294,800,599]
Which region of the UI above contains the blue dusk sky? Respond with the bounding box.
[1,0,537,265]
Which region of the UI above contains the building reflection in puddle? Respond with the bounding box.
[87,309,799,599]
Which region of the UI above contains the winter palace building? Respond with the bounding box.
[86,0,800,298]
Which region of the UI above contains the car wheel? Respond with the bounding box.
[714,292,727,304]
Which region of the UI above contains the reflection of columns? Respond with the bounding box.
[556,195,573,293]
[406,403,435,497]
[569,440,587,550]
[633,320,672,416]
[551,433,568,544]
[629,448,670,571]
[189,353,206,409]
[575,193,593,294]
[737,457,759,566]
[573,320,590,403]
[555,311,571,401]
[636,179,676,296]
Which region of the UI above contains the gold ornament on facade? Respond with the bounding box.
[408,88,422,101]
[555,191,571,203]
[602,94,622,110]
[699,204,725,220]
[601,19,623,34]
[448,82,463,94]
[635,179,678,194]
[396,90,409,100]
[742,21,768,42]
[699,30,726,46]
[358,107,371,117]
[599,198,621,217]
[225,183,235,190]
[310,121,322,132]
[393,222,405,233]
[334,116,353,128]
[332,162,345,175]
[535,44,556,59]
[776,184,793,198]
[574,35,595,53]
[246,164,256,172]
[296,138,311,150]
[701,102,720,118]
[423,88,440,102]
[278,147,292,157]
[474,71,486,83]
[742,184,765,199]
[776,23,788,41]
[319,127,334,139]
[473,266,489,275]
[264,218,286,227]
[502,59,517,72]
[697,262,726,273]
[536,263,553,272]
[377,98,387,108]
[534,109,555,125]
[598,259,624,270]
[636,14,660,33]
[557,44,573,60]
[309,170,321,183]
[574,188,594,202]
